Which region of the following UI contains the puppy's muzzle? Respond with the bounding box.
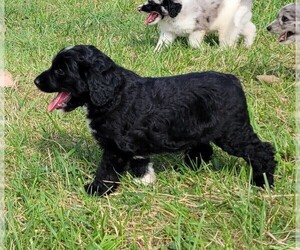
[34,77,41,87]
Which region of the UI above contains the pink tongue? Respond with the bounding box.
[145,12,158,24]
[278,32,287,42]
[48,92,71,112]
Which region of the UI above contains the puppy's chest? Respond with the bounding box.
[86,118,98,135]
[86,116,121,140]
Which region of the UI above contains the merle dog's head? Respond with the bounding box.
[267,3,299,44]
[34,45,121,112]
[138,0,182,25]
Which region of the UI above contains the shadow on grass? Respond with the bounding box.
[34,129,246,184]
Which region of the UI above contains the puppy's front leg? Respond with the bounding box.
[188,30,206,48]
[85,150,128,196]
[155,31,176,51]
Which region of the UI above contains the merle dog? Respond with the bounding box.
[138,0,256,51]
[267,3,300,44]
[34,45,276,196]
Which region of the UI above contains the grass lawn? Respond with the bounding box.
[5,0,295,249]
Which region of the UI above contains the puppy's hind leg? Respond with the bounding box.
[241,21,256,47]
[184,143,213,170]
[85,150,129,196]
[188,30,206,48]
[130,156,156,185]
[215,123,276,188]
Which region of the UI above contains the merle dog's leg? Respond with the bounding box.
[188,30,206,48]
[215,123,276,188]
[184,143,213,169]
[155,32,177,52]
[85,150,129,196]
[129,156,156,185]
[242,21,256,47]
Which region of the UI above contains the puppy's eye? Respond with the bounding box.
[54,68,64,75]
[282,16,289,22]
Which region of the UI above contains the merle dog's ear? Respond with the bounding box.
[86,58,122,107]
[165,0,182,18]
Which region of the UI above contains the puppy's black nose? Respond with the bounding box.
[267,26,272,31]
[34,77,40,87]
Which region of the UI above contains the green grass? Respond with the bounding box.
[5,0,295,249]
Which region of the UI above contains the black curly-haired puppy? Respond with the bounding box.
[34,45,276,196]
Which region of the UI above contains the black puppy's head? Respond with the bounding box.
[138,0,182,25]
[34,45,120,112]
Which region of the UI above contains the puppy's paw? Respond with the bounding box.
[84,181,116,196]
[253,173,274,189]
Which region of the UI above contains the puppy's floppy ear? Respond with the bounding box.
[164,0,182,18]
[86,57,122,107]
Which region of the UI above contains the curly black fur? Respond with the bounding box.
[34,45,276,196]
